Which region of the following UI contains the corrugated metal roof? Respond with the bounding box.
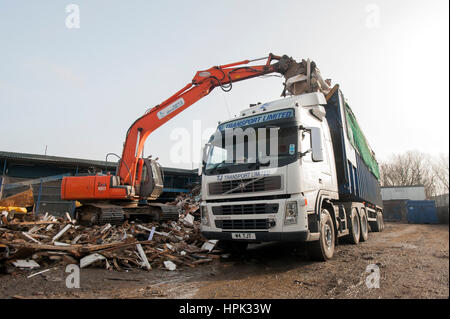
[0,151,116,168]
[381,185,425,189]
[381,185,426,201]
[0,151,197,175]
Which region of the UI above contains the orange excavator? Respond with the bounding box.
[61,54,302,224]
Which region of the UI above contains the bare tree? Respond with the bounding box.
[379,151,448,198]
[432,154,449,195]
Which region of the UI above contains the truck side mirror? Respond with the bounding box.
[199,144,211,176]
[198,157,203,176]
[309,127,324,162]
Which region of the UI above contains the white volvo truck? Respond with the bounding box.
[200,86,384,260]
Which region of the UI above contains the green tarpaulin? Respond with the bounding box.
[344,103,380,180]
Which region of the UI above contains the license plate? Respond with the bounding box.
[231,233,256,240]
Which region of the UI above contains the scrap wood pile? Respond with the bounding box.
[169,184,201,216]
[0,186,220,274]
[0,188,35,222]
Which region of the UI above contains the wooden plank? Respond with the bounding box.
[1,241,82,252]
[81,240,154,254]
[71,234,83,244]
[52,224,72,242]
[8,220,59,227]
[10,220,59,226]
[22,232,41,244]
[136,243,151,270]
[192,259,213,265]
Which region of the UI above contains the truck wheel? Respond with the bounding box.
[360,209,369,242]
[370,210,383,232]
[347,208,360,244]
[308,209,335,261]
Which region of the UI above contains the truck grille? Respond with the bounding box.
[212,203,279,215]
[209,176,282,195]
[215,219,275,230]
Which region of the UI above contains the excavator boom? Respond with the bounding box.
[61,54,296,203]
[118,54,292,187]
[59,53,333,225]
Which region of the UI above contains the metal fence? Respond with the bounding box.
[0,176,75,217]
[0,172,200,217]
[430,194,449,224]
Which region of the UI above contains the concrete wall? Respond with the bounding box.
[381,186,426,201]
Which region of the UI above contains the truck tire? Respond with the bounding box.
[308,209,335,261]
[359,209,369,242]
[347,207,360,244]
[370,210,383,232]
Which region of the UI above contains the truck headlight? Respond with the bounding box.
[201,206,210,227]
[284,201,298,225]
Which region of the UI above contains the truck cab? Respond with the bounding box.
[199,90,384,260]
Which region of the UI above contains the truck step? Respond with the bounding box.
[338,205,348,231]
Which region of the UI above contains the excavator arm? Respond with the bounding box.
[61,54,298,202]
[119,53,294,187]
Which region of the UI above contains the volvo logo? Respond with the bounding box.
[238,182,246,190]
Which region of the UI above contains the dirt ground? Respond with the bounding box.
[1,222,448,299]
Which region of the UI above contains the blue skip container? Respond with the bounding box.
[406,200,439,224]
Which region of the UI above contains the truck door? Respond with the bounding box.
[299,128,319,190]
[319,122,333,186]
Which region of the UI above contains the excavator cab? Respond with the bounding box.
[139,158,164,200]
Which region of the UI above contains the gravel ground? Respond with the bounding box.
[1,222,448,299]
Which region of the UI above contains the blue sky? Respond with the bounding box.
[0,0,448,169]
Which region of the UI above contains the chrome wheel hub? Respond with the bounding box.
[324,223,332,248]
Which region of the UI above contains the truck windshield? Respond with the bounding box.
[204,124,298,175]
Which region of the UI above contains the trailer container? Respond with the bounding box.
[325,89,382,207]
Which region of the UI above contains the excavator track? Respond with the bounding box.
[75,204,124,225]
[75,202,180,225]
[99,207,125,225]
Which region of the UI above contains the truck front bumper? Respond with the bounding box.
[202,230,310,242]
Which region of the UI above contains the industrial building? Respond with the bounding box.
[0,151,199,215]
